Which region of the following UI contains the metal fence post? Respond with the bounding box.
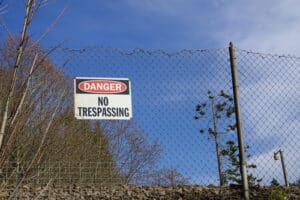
[279,150,289,187]
[229,42,249,200]
[274,149,289,187]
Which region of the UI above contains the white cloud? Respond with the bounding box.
[213,0,300,54]
[126,0,300,54]
[239,61,300,184]
[240,76,299,135]
[248,129,300,185]
[213,17,300,182]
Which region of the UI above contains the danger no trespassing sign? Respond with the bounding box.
[74,77,132,120]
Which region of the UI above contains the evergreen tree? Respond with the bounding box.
[270,178,280,186]
[195,90,261,186]
[194,90,235,186]
[221,140,262,186]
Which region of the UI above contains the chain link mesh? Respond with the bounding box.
[52,47,233,185]
[235,49,300,185]
[0,45,299,198]
[50,47,299,186]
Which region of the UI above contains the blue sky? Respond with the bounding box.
[1,0,299,185]
[2,0,300,54]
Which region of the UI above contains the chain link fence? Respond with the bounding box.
[0,44,299,198]
[53,47,235,185]
[235,49,299,186]
[52,46,299,185]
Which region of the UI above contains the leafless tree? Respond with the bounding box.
[102,120,161,184]
[0,0,71,197]
[145,167,190,186]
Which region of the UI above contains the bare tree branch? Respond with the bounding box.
[0,1,7,15]
[10,54,38,126]
[8,88,66,200]
[36,0,70,44]
[0,0,34,153]
[33,178,54,200]
[0,16,13,41]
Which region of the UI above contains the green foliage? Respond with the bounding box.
[194,90,236,137]
[194,90,236,186]
[221,140,262,186]
[269,189,285,200]
[195,90,261,186]
[221,140,240,184]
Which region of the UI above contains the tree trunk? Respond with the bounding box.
[214,133,224,186]
[0,0,34,152]
[211,98,224,186]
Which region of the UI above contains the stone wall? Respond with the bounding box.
[0,185,299,199]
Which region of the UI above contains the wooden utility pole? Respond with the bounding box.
[229,42,249,200]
